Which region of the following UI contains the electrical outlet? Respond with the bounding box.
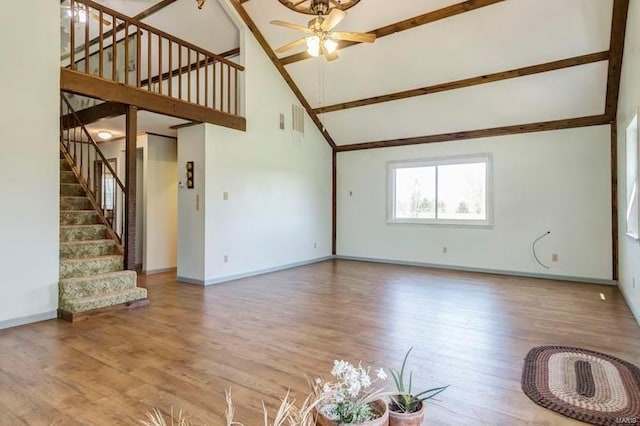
[442,247,448,254]
[348,191,353,197]
[224,255,229,263]
[552,254,559,262]
[314,242,317,249]
[223,192,229,201]
[196,194,200,211]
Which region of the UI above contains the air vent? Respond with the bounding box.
[292,105,304,135]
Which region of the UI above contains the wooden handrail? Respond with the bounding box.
[61,95,125,194]
[63,0,244,120]
[77,0,243,71]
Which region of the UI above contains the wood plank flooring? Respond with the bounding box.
[1,259,639,425]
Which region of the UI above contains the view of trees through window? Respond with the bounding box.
[393,158,488,223]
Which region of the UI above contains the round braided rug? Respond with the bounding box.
[522,346,640,425]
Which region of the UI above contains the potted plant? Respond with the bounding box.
[387,348,449,426]
[311,360,390,426]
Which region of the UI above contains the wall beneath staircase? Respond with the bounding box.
[0,2,60,327]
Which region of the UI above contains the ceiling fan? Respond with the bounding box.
[271,0,375,61]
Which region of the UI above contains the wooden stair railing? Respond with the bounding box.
[61,0,244,117]
[60,94,127,253]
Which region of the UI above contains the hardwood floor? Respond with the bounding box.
[1,259,639,425]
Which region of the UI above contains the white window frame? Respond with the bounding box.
[626,109,640,240]
[387,153,493,227]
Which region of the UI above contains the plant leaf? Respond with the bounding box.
[416,385,450,401]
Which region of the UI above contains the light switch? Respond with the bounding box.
[223,192,229,201]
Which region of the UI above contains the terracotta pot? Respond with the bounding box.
[316,399,389,426]
[388,401,425,426]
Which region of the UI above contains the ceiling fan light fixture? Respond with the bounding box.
[324,37,338,54]
[306,35,321,57]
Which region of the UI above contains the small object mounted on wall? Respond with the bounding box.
[186,162,195,189]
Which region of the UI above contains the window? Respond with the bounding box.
[387,154,492,226]
[626,111,639,239]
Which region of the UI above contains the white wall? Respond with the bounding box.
[144,134,178,273]
[0,2,60,327]
[176,5,332,284]
[617,0,640,321]
[99,134,178,273]
[177,125,207,282]
[338,126,612,281]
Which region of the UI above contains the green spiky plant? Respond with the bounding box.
[388,348,449,414]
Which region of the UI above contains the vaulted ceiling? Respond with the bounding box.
[238,0,618,148]
[72,0,624,148]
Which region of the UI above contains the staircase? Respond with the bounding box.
[58,134,148,322]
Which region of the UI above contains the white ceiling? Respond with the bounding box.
[243,0,614,146]
[64,0,615,147]
[85,110,188,140]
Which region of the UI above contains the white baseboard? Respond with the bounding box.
[336,255,617,286]
[618,283,640,326]
[142,267,177,276]
[177,256,334,286]
[0,310,57,331]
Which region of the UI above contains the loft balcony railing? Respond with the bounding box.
[60,0,244,119]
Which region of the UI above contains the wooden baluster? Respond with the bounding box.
[227,64,231,114]
[178,44,182,100]
[196,52,200,105]
[84,4,89,73]
[70,0,75,69]
[204,56,209,108]
[124,21,129,85]
[168,41,173,97]
[136,26,141,87]
[212,59,217,110]
[219,63,223,112]
[158,35,162,94]
[187,49,191,103]
[148,30,152,91]
[235,67,239,116]
[112,16,117,81]
[99,10,104,77]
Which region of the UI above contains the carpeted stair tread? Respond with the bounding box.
[60,224,107,242]
[60,196,92,210]
[59,270,137,300]
[60,159,72,171]
[60,210,101,226]
[60,287,147,313]
[60,171,78,183]
[60,183,86,196]
[60,239,117,259]
[59,255,123,279]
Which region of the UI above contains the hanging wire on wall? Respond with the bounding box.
[532,231,551,269]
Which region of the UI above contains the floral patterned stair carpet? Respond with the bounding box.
[58,153,147,317]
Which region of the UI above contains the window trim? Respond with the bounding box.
[386,153,493,228]
[625,109,640,240]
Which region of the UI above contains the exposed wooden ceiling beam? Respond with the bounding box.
[61,101,127,126]
[314,51,609,115]
[279,0,506,66]
[231,1,337,149]
[605,0,630,120]
[61,68,246,131]
[335,114,611,152]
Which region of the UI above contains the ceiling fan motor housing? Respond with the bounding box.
[311,0,330,15]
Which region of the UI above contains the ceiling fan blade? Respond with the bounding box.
[331,31,376,43]
[321,43,339,62]
[270,20,311,33]
[321,8,346,31]
[275,37,307,54]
